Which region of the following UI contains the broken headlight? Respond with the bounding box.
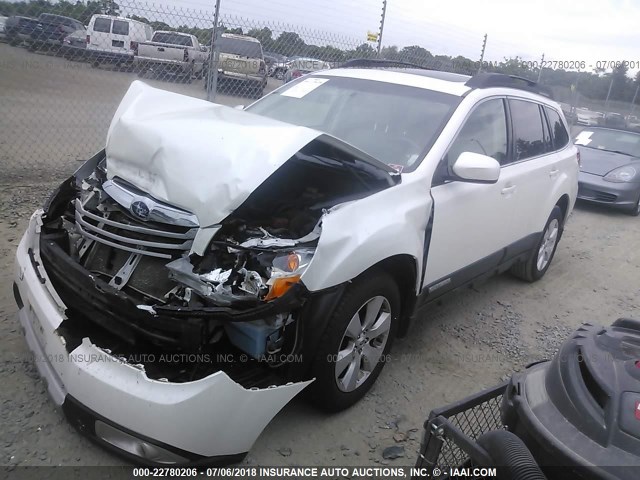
[265,248,315,300]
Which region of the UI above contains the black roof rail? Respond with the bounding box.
[340,58,435,71]
[465,72,553,98]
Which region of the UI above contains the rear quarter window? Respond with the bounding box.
[545,107,570,150]
[93,17,111,33]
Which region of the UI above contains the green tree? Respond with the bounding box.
[610,63,630,101]
[246,27,273,50]
[399,45,432,65]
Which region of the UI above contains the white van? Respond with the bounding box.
[86,14,152,65]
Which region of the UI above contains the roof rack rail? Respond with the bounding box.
[340,58,435,71]
[465,72,553,98]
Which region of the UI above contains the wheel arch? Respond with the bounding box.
[354,254,418,339]
[555,193,570,226]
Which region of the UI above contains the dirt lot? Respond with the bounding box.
[1,42,640,468]
[0,43,278,182]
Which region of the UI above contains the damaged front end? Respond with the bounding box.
[40,131,397,388]
[15,82,402,463]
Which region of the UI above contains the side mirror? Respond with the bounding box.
[234,105,245,110]
[451,151,500,184]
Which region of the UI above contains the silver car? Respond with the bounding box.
[575,127,640,215]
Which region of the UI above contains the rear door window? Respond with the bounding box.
[152,32,193,46]
[112,20,129,35]
[508,99,547,161]
[93,17,111,33]
[545,107,570,150]
[218,37,262,58]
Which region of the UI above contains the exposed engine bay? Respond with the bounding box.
[39,141,398,385]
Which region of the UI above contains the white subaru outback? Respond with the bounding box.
[13,60,578,464]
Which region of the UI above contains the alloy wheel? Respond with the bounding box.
[335,296,392,392]
[537,218,559,271]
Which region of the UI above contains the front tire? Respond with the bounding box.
[511,206,563,282]
[627,195,640,216]
[308,271,400,412]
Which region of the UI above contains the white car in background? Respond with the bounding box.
[85,14,153,66]
[0,15,8,41]
[135,30,208,81]
[576,108,603,126]
[14,61,577,465]
[212,33,268,97]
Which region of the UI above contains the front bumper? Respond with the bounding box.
[134,57,191,73]
[577,172,640,210]
[218,70,266,85]
[13,210,312,464]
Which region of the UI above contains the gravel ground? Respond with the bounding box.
[2,41,640,469]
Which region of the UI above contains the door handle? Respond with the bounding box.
[549,169,560,178]
[501,185,516,195]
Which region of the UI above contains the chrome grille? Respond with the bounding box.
[74,199,197,259]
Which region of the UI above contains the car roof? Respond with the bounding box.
[221,33,260,43]
[318,65,555,102]
[320,68,473,96]
[92,14,146,24]
[155,30,190,35]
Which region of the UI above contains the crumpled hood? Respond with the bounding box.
[105,81,321,227]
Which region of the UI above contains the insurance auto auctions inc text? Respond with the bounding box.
[195,466,498,478]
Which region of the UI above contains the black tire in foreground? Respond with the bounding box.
[511,206,563,282]
[308,271,400,412]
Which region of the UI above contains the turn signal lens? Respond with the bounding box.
[287,253,300,272]
[264,275,301,301]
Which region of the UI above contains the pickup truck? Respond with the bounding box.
[134,31,207,82]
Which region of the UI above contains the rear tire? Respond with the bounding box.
[511,206,563,282]
[307,271,400,412]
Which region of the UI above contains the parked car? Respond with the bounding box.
[207,33,267,97]
[601,112,626,128]
[575,108,602,126]
[61,29,87,60]
[14,65,577,465]
[85,14,152,67]
[135,30,207,82]
[4,15,39,46]
[0,15,7,42]
[263,51,287,77]
[283,57,331,83]
[626,114,640,132]
[574,126,640,215]
[29,13,85,52]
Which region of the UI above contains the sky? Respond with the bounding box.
[134,0,640,75]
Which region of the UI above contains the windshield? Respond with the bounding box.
[218,37,262,58]
[246,75,460,170]
[153,32,192,46]
[575,128,640,157]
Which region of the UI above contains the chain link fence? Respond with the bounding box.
[1,0,640,184]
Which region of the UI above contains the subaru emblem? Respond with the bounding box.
[130,201,150,220]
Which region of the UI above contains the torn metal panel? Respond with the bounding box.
[300,173,430,292]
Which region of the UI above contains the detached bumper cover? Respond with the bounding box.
[14,210,312,463]
[577,172,640,209]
